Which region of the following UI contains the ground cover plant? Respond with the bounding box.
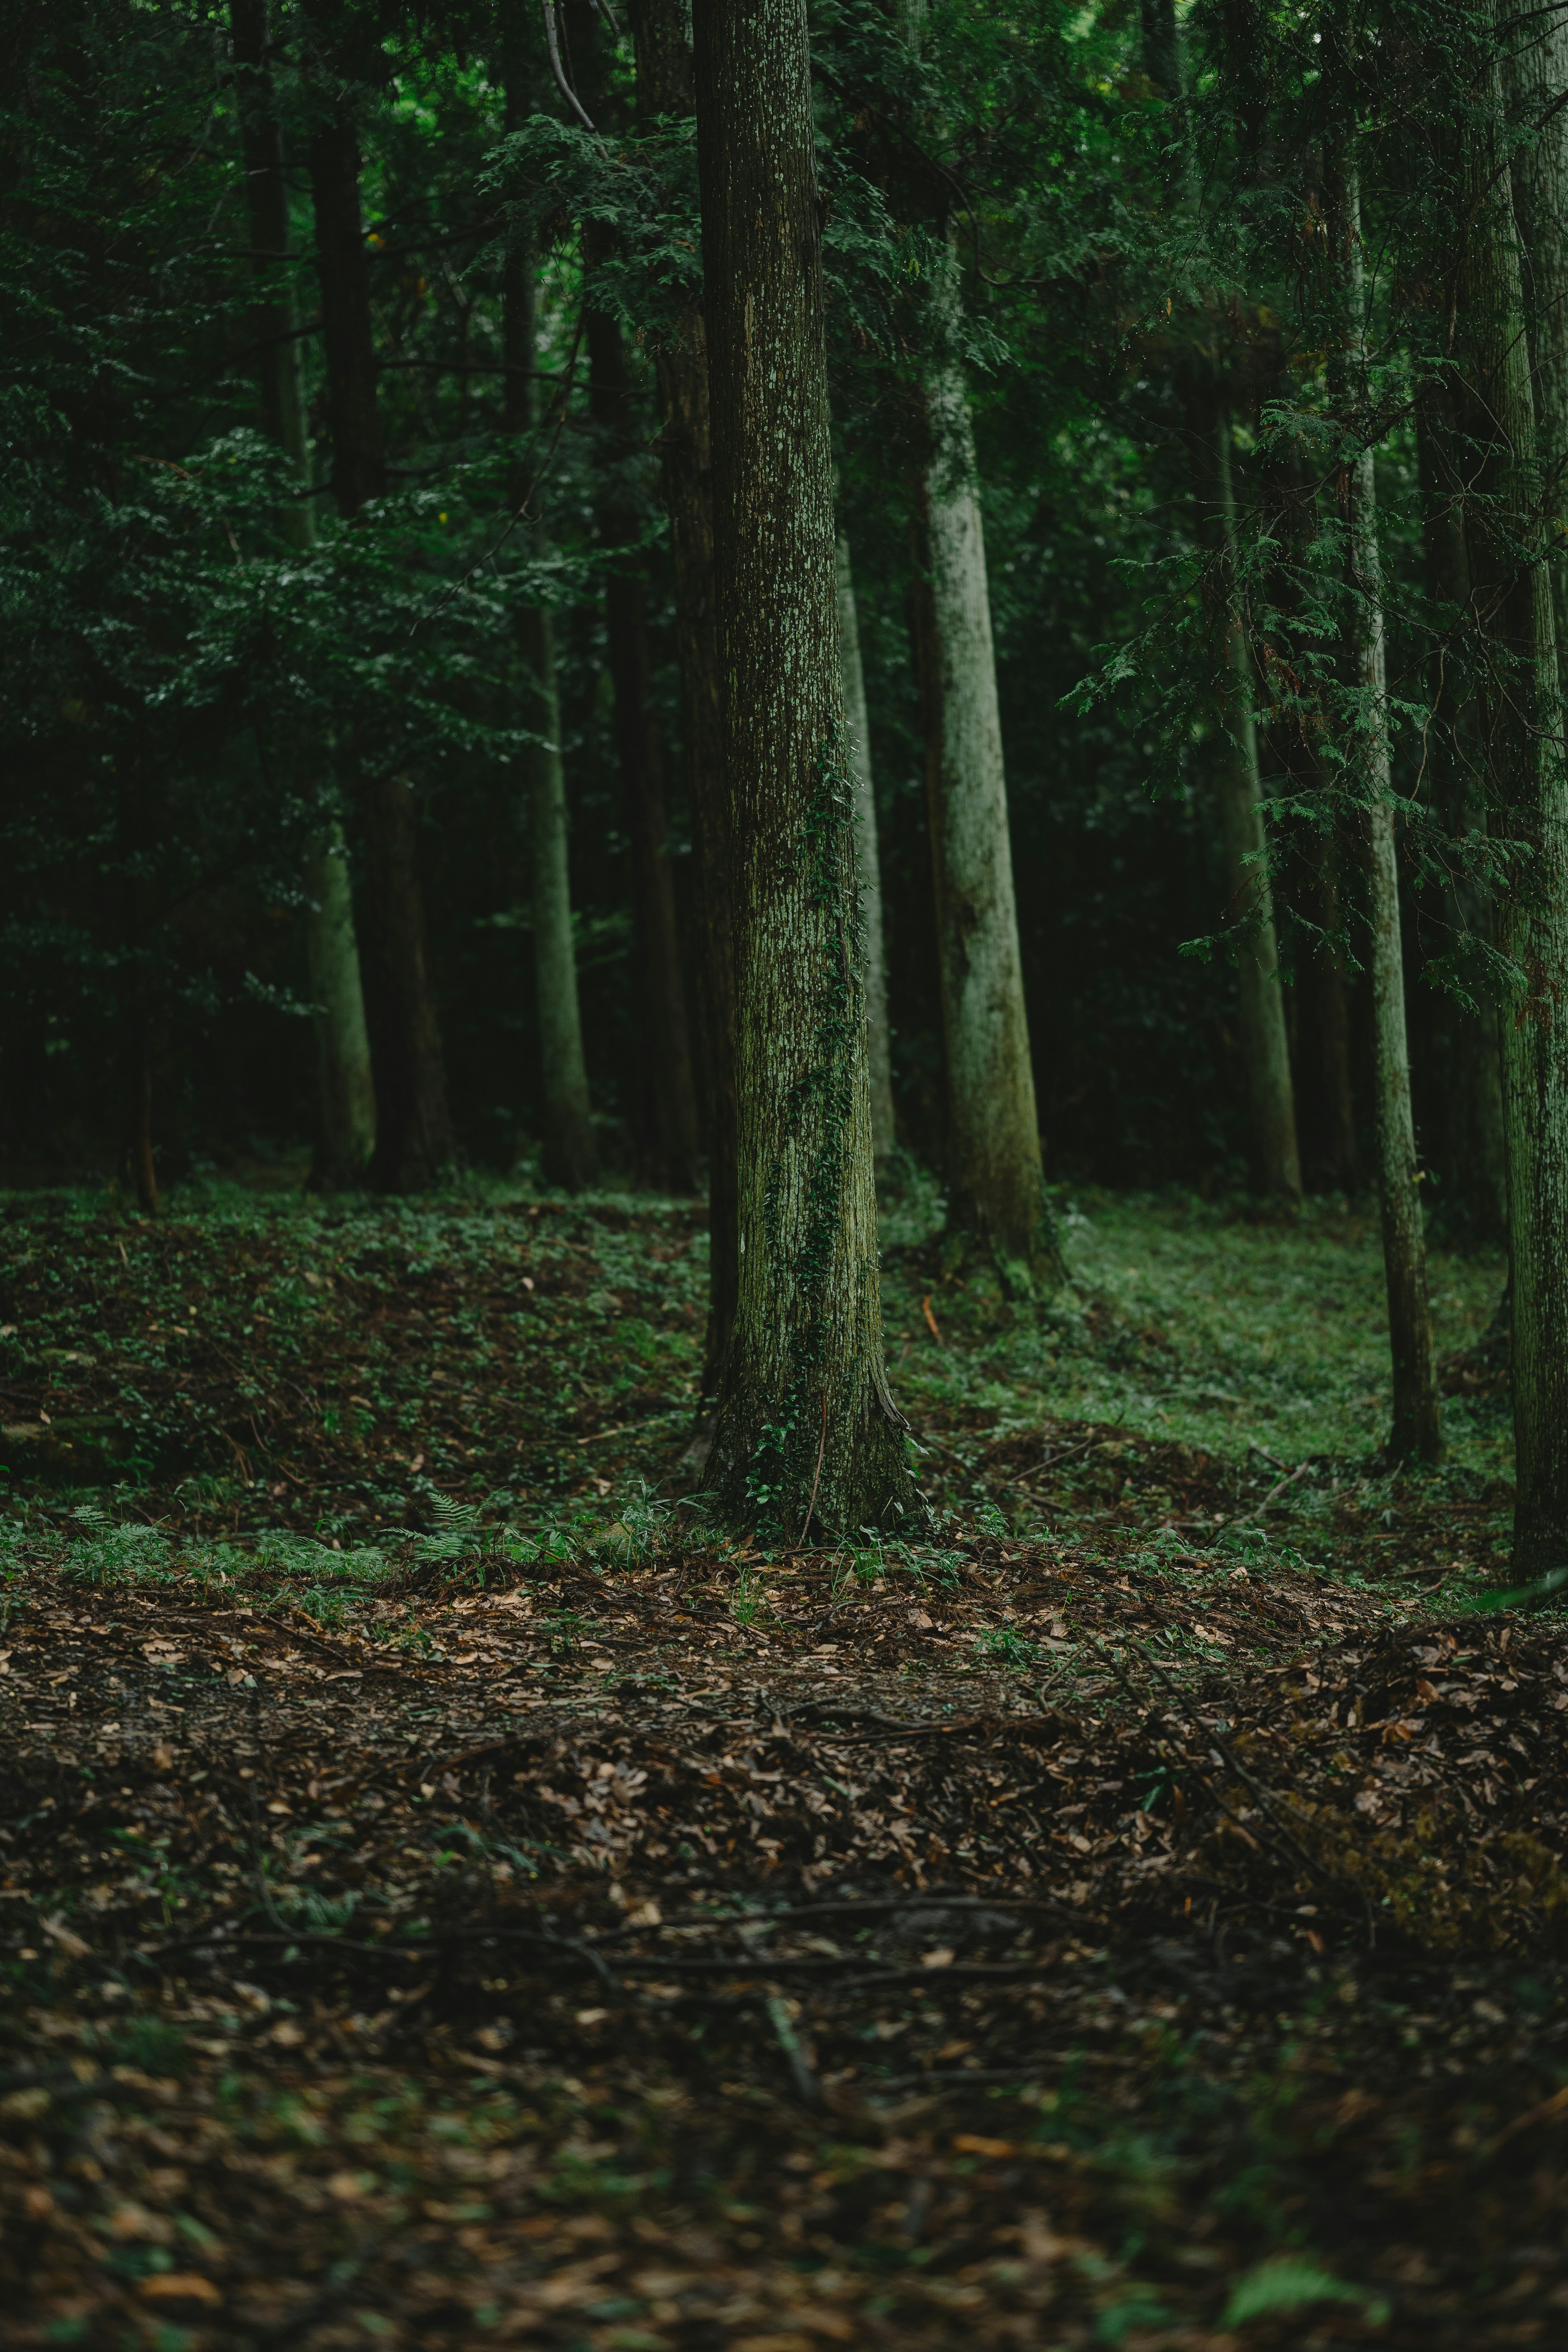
[3,1180,1566,2349]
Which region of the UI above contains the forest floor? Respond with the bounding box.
[2,1176,1564,2350]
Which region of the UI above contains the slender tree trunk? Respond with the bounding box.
[692,0,917,1535]
[586,295,702,1191]
[628,0,737,1392]
[836,532,896,1172]
[1198,405,1305,1199]
[307,95,454,1189]
[1415,381,1507,1235]
[302,825,377,1182]
[499,101,598,1191]
[232,0,376,1185]
[1326,142,1442,1461]
[917,233,1067,1290]
[1458,6,1568,1570]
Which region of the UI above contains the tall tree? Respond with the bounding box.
[231,0,375,1189]
[628,0,737,1392]
[1458,0,1568,1570]
[1414,382,1507,1236]
[692,0,917,1534]
[586,288,703,1191]
[501,45,598,1191]
[304,33,454,1191]
[1325,129,1441,1461]
[837,531,897,1177]
[902,0,1065,1288]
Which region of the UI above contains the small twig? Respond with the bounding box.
[766,1993,821,2106]
[798,1390,829,1546]
[1229,1461,1311,1528]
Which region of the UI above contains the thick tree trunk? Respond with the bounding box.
[302,824,376,1183]
[232,0,376,1186]
[499,115,598,1192]
[308,95,453,1189]
[1199,409,1304,1199]
[1415,382,1507,1235]
[918,234,1067,1291]
[692,0,917,1536]
[1459,8,1568,1570]
[1327,144,1442,1461]
[628,0,738,1391]
[586,297,703,1192]
[836,532,896,1172]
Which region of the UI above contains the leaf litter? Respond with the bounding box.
[1,1185,1564,2346]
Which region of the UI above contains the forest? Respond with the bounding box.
[4,0,1568,2344]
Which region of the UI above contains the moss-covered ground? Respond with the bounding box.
[1,1177,1561,2349]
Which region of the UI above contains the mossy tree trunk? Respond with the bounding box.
[232,0,374,1186]
[836,532,896,1174]
[1458,6,1568,1570]
[692,0,917,1537]
[308,87,454,1190]
[1326,138,1442,1462]
[586,293,702,1192]
[1196,404,1304,1200]
[1415,381,1507,1237]
[500,66,598,1192]
[628,0,737,1392]
[916,234,1066,1292]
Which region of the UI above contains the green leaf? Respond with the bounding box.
[1223,2257,1385,2329]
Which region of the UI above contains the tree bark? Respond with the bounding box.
[307,87,454,1189]
[1301,829,1361,1192]
[836,531,896,1172]
[303,824,377,1183]
[692,0,917,1536]
[917,232,1067,1291]
[586,294,703,1191]
[1415,380,1507,1236]
[1326,141,1442,1462]
[1198,406,1305,1200]
[232,0,376,1187]
[499,75,599,1192]
[628,0,737,1392]
[1458,4,1568,1570]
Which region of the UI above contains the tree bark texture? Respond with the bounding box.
[629,0,739,1385]
[234,0,377,1187]
[303,824,377,1183]
[586,296,703,1191]
[692,0,916,1535]
[308,90,452,1190]
[836,532,896,1170]
[918,235,1067,1291]
[500,102,599,1192]
[1327,144,1442,1461]
[1199,409,1304,1199]
[1415,381,1507,1235]
[1459,9,1568,1570]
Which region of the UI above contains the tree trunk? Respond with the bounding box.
[917,232,1067,1291]
[628,0,738,1392]
[1199,407,1304,1199]
[308,94,453,1190]
[1414,381,1507,1236]
[303,824,377,1183]
[692,0,917,1536]
[232,0,376,1186]
[1326,142,1442,1462]
[1458,4,1568,1571]
[499,97,599,1192]
[586,295,703,1192]
[1302,829,1361,1192]
[836,531,896,1172]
